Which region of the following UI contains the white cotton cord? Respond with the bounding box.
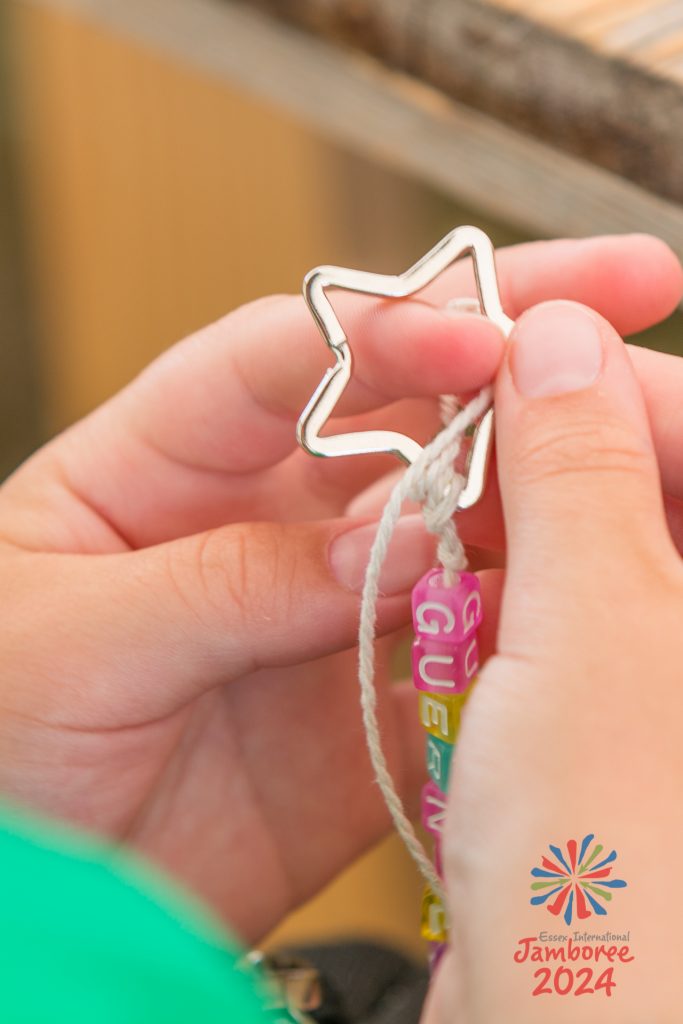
[357,386,492,905]
[438,394,460,427]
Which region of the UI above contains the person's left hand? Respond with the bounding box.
[0,235,677,942]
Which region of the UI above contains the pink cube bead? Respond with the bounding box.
[412,634,479,694]
[411,569,482,644]
[421,780,447,838]
[428,942,448,973]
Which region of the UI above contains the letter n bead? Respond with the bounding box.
[421,780,447,838]
[412,569,482,644]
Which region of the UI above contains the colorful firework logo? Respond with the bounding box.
[530,835,627,926]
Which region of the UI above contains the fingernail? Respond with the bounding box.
[511,301,603,398]
[330,515,434,595]
[441,298,481,317]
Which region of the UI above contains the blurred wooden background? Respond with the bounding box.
[5,0,514,957]
[8,2,520,440]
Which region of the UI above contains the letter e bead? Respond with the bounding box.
[418,692,463,742]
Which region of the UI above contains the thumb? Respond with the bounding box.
[23,516,434,725]
[495,299,674,644]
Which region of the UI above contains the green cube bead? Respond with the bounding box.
[426,734,454,792]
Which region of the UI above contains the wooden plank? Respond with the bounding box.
[240,0,683,205]
[635,27,683,66]
[603,2,683,51]
[659,46,683,79]
[577,0,672,38]
[18,0,683,259]
[486,0,673,37]
[20,0,683,203]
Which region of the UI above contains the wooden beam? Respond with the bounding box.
[248,0,683,205]
[19,0,683,256]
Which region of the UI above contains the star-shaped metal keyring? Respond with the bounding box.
[296,226,514,510]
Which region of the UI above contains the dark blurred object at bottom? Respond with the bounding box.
[270,941,429,1024]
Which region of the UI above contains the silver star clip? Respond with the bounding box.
[296,226,513,510]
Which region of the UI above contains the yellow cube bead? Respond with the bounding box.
[418,691,464,743]
[421,886,449,943]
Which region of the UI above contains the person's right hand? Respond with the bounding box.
[422,297,683,1023]
[457,339,683,556]
[353,302,683,562]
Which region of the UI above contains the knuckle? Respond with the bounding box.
[514,414,652,490]
[166,524,291,635]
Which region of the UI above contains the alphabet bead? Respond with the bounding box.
[410,566,484,963]
[412,570,482,644]
[421,886,448,942]
[418,692,463,743]
[428,941,447,972]
[421,780,447,838]
[426,734,454,793]
[412,634,479,693]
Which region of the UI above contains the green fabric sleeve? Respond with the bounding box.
[0,801,272,1023]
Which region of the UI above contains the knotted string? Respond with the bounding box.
[357,386,492,904]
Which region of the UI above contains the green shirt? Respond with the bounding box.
[0,802,271,1022]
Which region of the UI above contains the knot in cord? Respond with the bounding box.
[356,385,492,903]
[406,448,466,586]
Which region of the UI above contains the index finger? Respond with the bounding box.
[3,234,679,555]
[127,233,682,475]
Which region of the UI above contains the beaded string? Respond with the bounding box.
[357,385,491,955]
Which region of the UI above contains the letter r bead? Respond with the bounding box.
[421,780,447,837]
[426,734,454,792]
